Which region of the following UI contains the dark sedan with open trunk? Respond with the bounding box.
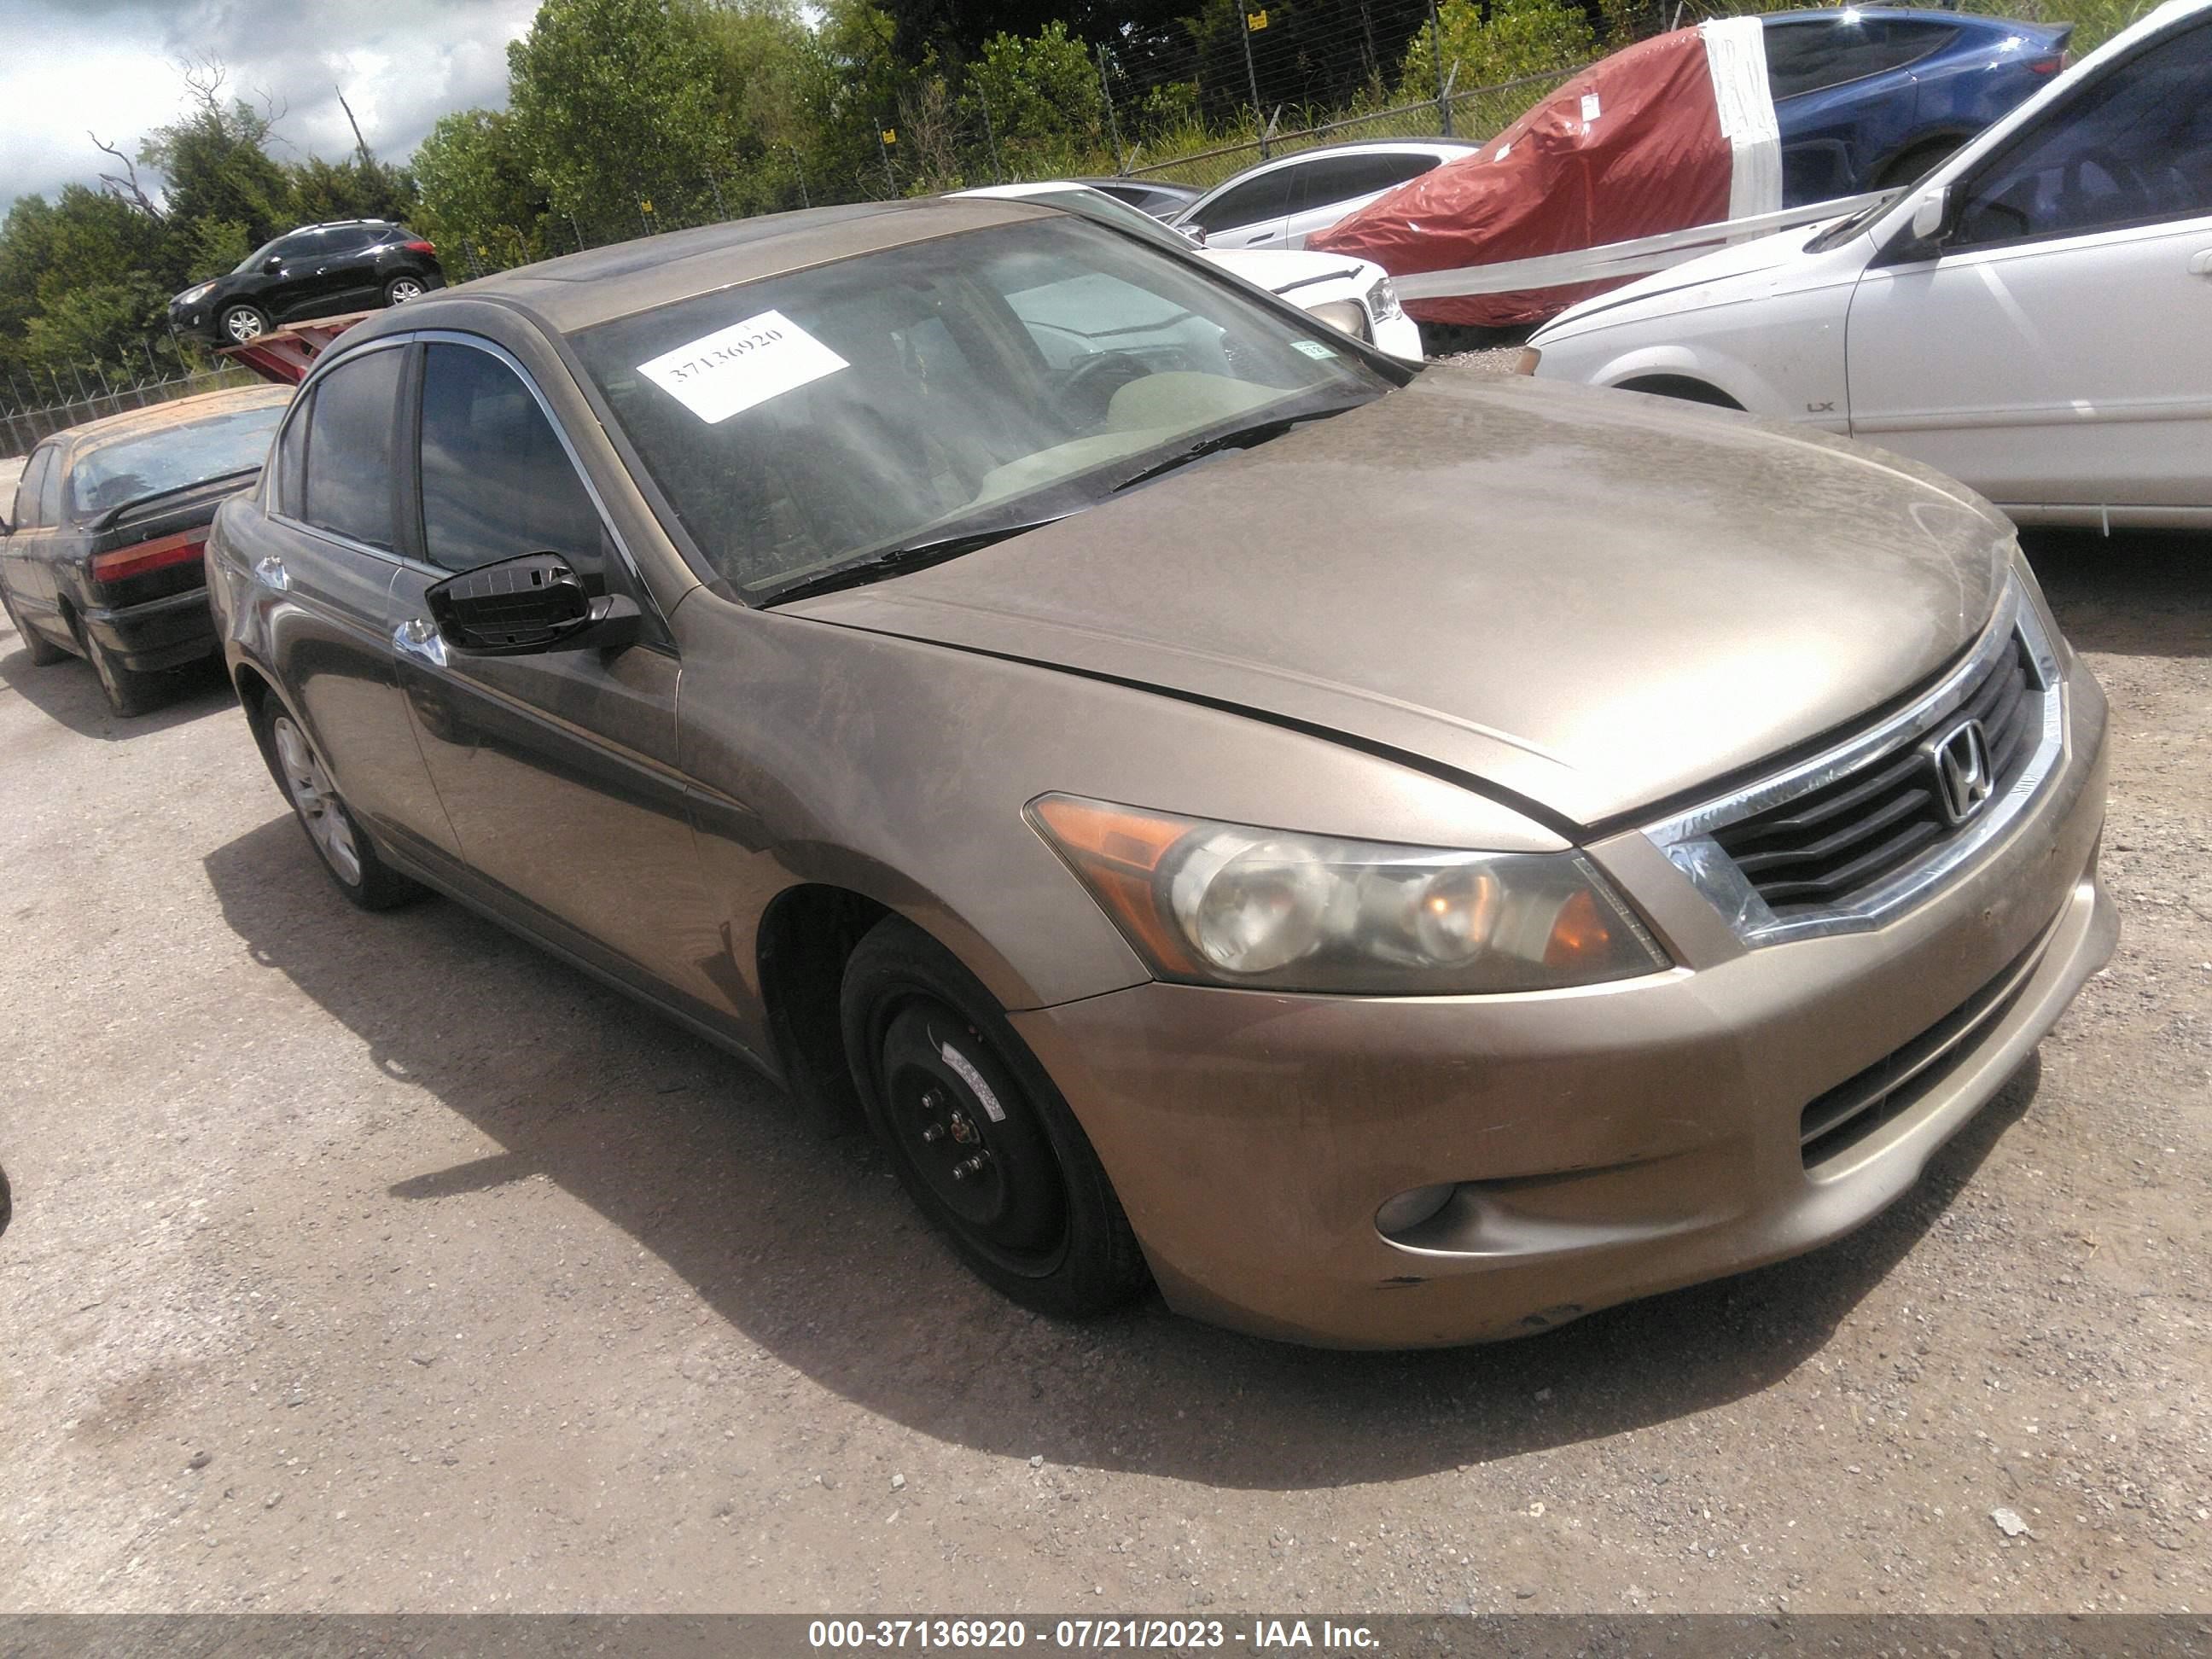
[3,385,290,714]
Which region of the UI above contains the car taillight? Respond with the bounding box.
[405,240,436,254]
[2029,53,2063,73]
[91,530,207,583]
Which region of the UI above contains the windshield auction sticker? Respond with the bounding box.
[637,310,848,423]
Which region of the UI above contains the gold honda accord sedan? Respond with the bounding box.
[206,197,2113,1347]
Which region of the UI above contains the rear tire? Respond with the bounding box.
[1,585,67,666]
[73,615,160,716]
[383,276,426,306]
[264,708,422,911]
[840,916,1149,1318]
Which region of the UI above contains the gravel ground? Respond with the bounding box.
[0,511,2203,1615]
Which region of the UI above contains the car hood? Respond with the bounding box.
[789,370,2013,828]
[1536,219,1850,339]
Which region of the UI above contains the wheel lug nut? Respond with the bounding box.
[921,1124,945,1144]
[921,1089,945,1112]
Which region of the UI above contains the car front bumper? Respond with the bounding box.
[83,585,218,672]
[1011,656,2112,1348]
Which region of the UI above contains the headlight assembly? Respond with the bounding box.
[1028,794,1668,995]
[179,282,217,307]
[1365,276,1405,325]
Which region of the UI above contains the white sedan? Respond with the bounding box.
[1527,0,2212,531]
[958,181,1423,360]
[1167,141,1476,252]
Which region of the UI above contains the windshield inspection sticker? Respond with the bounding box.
[1292,340,1339,360]
[938,1041,1007,1122]
[636,309,847,423]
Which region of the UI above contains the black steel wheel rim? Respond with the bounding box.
[876,1000,1068,1272]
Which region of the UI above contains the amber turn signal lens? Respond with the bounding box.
[1514,347,1542,376]
[1027,795,1203,974]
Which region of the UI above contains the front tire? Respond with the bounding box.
[840,917,1148,1318]
[1,585,67,666]
[219,303,270,344]
[265,710,421,911]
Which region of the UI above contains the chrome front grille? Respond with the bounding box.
[1709,633,2040,917]
[1644,573,2064,947]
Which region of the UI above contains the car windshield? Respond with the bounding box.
[570,216,1396,601]
[67,402,287,520]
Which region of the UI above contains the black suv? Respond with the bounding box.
[168,221,445,346]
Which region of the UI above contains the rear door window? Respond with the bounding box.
[301,347,404,548]
[415,341,606,579]
[1765,18,1956,100]
[1285,153,1442,215]
[1187,167,1295,234]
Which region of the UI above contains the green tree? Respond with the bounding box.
[413,108,556,273]
[507,0,736,238]
[0,187,174,378]
[285,154,420,228]
[963,22,1106,181]
[700,0,835,212]
[1399,0,1597,99]
[137,61,292,264]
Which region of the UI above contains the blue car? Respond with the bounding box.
[1767,8,2073,203]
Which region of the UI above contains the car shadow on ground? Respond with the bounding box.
[204,812,2038,1491]
[0,632,235,740]
[2022,527,2210,661]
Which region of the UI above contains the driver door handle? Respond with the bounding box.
[393,616,449,668]
[2191,249,2212,277]
[252,556,289,591]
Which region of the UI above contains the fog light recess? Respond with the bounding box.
[1375,1183,1457,1237]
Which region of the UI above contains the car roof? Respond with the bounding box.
[1763,5,2060,29]
[1076,176,1198,195]
[52,383,292,457]
[343,196,1057,339]
[1183,138,1481,199]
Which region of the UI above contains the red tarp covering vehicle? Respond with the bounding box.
[1311,21,1780,328]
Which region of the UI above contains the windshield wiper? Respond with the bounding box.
[1108,403,1367,496]
[759,515,1070,608]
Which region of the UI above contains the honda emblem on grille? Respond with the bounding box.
[1930,719,1994,825]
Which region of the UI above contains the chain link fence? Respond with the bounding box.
[3,361,260,462]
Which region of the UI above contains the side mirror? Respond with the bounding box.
[1179,223,1207,247]
[263,257,284,274]
[425,553,642,656]
[1909,185,1951,245]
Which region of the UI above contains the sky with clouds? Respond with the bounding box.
[1,0,545,222]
